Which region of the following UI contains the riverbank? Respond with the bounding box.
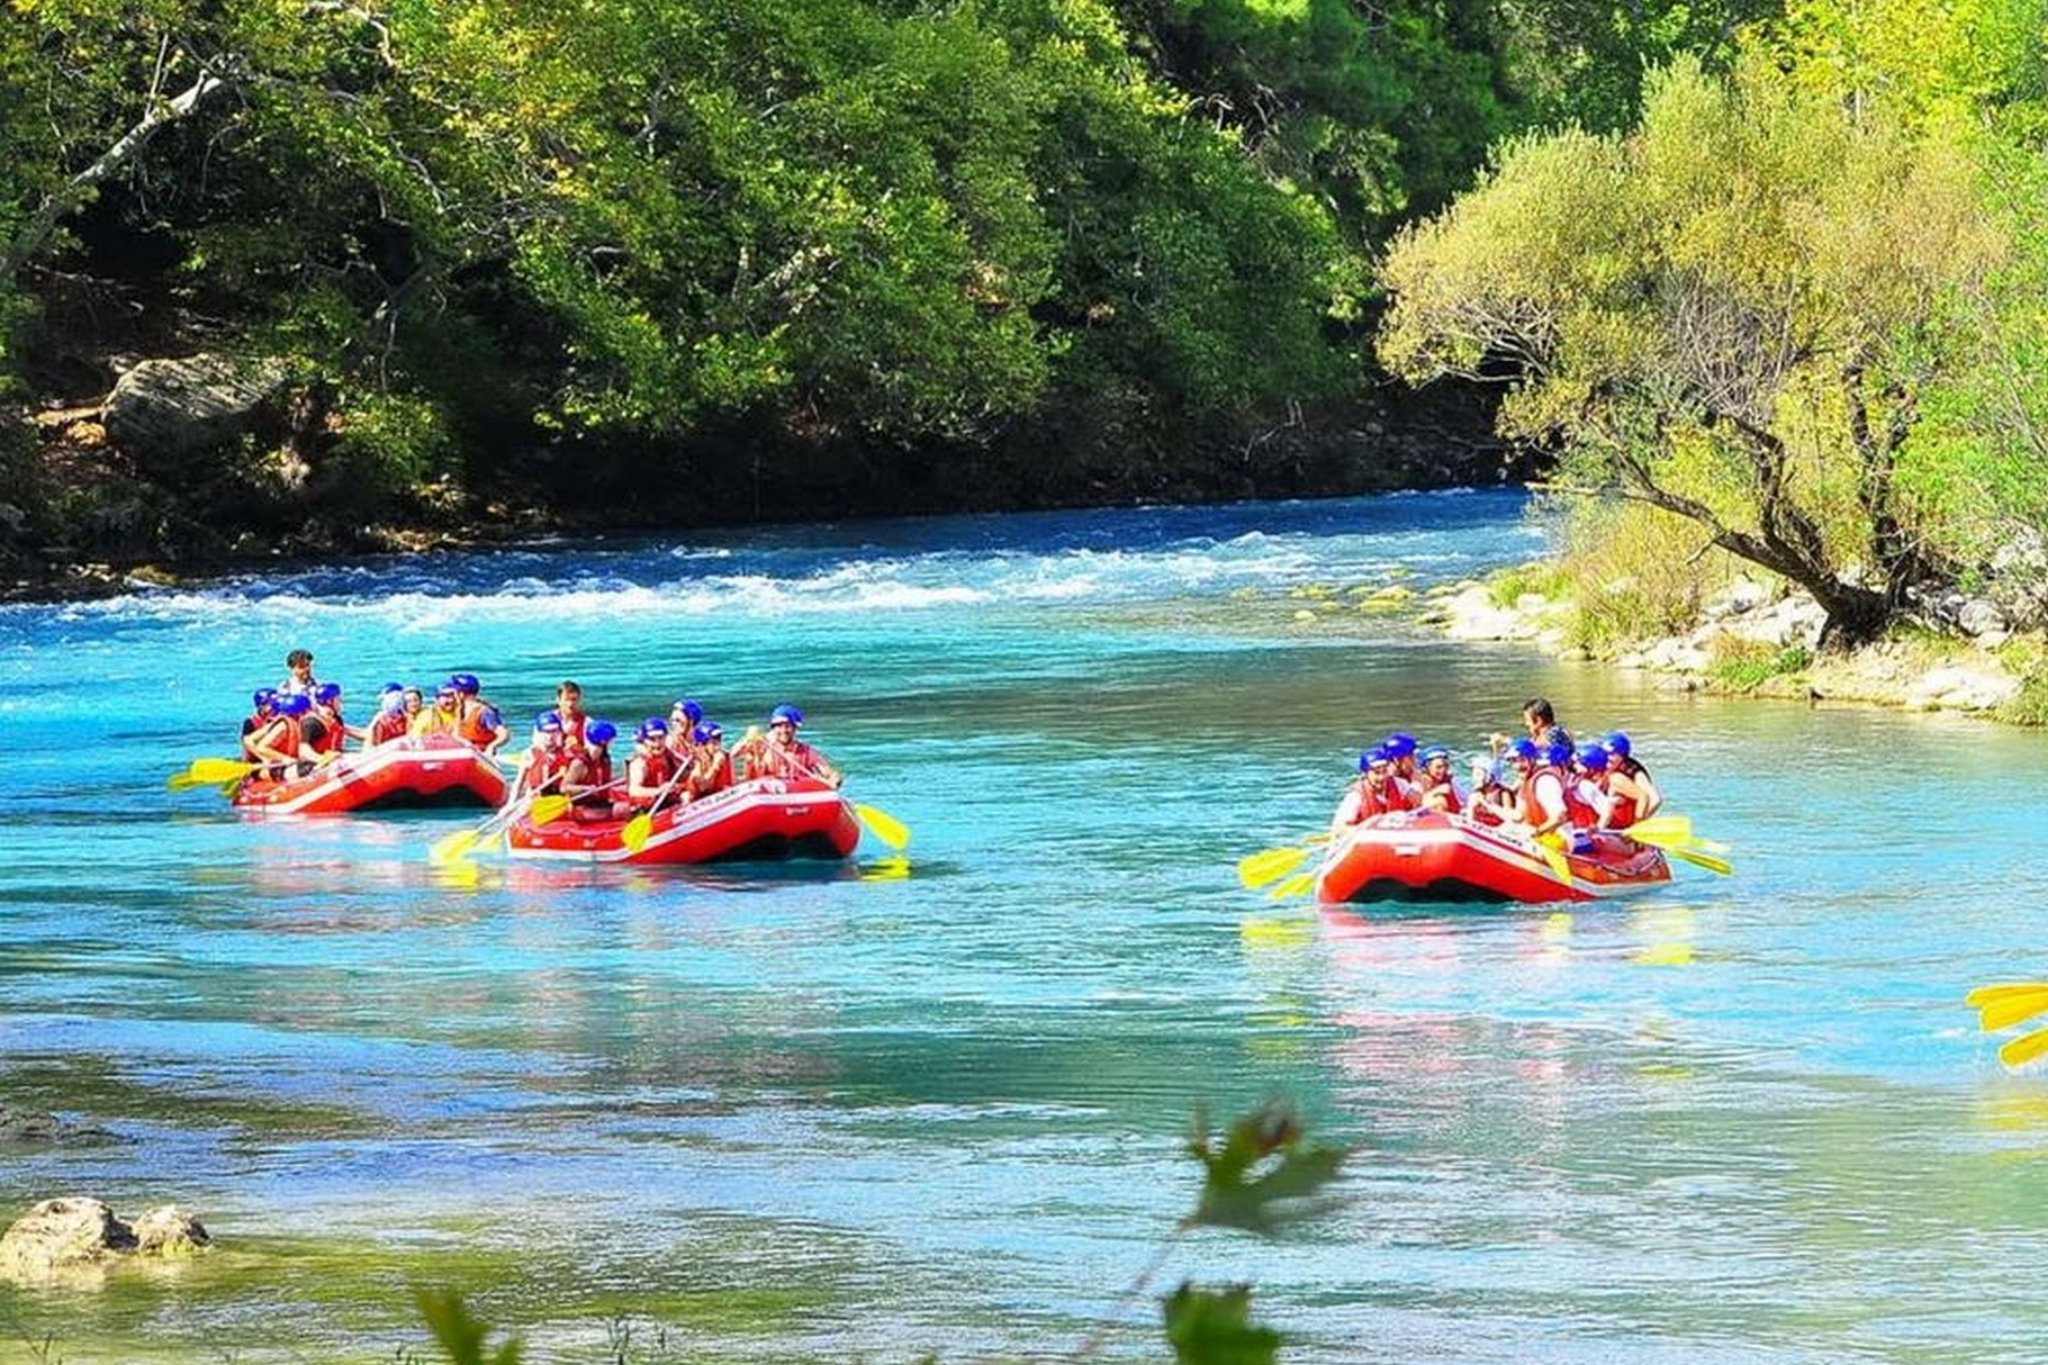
[1412,567,2048,725]
[1,374,1519,606]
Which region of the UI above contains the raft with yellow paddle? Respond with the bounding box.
[503,775,863,865]
[228,735,509,815]
[1313,809,1672,905]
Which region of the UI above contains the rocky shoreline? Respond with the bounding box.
[1419,570,2038,721]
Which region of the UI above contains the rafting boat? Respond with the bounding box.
[504,775,862,865]
[232,735,509,815]
[1315,808,1671,906]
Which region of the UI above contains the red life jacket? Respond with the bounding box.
[1518,767,1568,828]
[524,744,571,793]
[1419,773,1463,814]
[577,748,614,791]
[756,740,821,781]
[369,710,409,746]
[310,708,346,755]
[559,712,588,746]
[1367,775,1411,814]
[634,748,675,794]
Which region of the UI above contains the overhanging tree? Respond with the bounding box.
[1377,55,2003,646]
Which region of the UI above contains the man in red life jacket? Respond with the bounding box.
[411,681,465,738]
[247,692,313,779]
[626,718,680,810]
[733,704,841,786]
[240,689,279,762]
[1414,745,1465,814]
[513,711,572,801]
[554,681,590,746]
[367,684,410,746]
[1381,732,1424,804]
[687,720,734,797]
[449,673,509,755]
[1601,732,1662,824]
[1329,747,1404,836]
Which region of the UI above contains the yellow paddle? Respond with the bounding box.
[429,793,572,866]
[2001,1025,2048,1069]
[1238,843,1315,890]
[1533,830,1573,885]
[1265,869,1318,901]
[168,757,262,790]
[1968,983,2048,1032]
[1626,814,1729,854]
[854,802,910,852]
[1650,840,1734,877]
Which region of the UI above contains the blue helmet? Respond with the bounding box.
[1382,732,1418,759]
[252,688,277,710]
[534,710,563,734]
[450,672,480,695]
[692,723,721,744]
[381,681,403,693]
[585,720,617,745]
[1358,747,1390,772]
[672,698,704,724]
[636,717,669,741]
[769,703,804,728]
[1603,731,1632,758]
[1575,741,1610,771]
[277,693,312,716]
[313,682,342,704]
[1504,737,1540,763]
[1543,738,1574,768]
[1418,744,1450,765]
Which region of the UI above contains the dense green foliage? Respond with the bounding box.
[1379,1,2048,644]
[0,0,1815,544]
[8,0,2048,603]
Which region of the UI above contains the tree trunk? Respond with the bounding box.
[0,65,230,282]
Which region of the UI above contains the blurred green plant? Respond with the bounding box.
[411,1101,1347,1365]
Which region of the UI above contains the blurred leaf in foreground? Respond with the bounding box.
[415,1287,524,1365]
[1162,1284,1282,1365]
[1187,1101,1347,1234]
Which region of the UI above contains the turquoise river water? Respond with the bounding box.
[3,489,2046,1364]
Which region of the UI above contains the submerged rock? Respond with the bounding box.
[0,1106,117,1147]
[0,1197,210,1282]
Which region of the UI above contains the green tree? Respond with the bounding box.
[1378,54,2004,645]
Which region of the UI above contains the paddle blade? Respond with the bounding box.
[1625,814,1693,843]
[620,813,654,853]
[182,757,255,785]
[1965,982,2048,1008]
[429,829,482,866]
[1265,870,1317,901]
[166,771,211,791]
[2000,1024,2048,1069]
[1978,989,2048,1033]
[528,795,573,827]
[1661,843,1734,877]
[855,803,910,852]
[1535,832,1572,885]
[1238,845,1312,890]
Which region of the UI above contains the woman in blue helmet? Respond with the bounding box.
[565,719,622,820]
[1414,744,1465,814]
[247,692,315,780]
[1600,732,1662,825]
[684,720,733,798]
[240,689,279,763]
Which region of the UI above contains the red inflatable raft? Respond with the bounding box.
[1315,809,1671,906]
[233,735,509,815]
[503,775,861,866]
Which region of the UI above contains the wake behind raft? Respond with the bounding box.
[1315,810,1672,906]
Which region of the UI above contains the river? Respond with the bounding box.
[3,489,2045,1364]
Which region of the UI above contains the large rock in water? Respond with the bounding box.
[0,1197,209,1281]
[103,353,291,468]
